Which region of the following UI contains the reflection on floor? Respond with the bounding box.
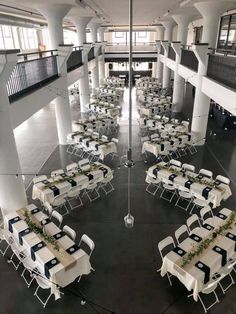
[1,85,236,314]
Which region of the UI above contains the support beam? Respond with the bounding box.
[0,50,27,213]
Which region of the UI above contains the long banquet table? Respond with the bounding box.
[161,208,236,301]
[4,204,92,299]
[147,162,232,208]
[32,162,112,204]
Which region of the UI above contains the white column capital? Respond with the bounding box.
[71,16,92,29]
[172,14,194,27]
[161,19,176,31]
[156,25,165,41]
[194,1,234,18]
[88,21,101,43]
[37,4,72,20]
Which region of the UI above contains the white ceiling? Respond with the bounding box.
[0,0,235,28]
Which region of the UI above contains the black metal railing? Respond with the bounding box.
[88,47,95,61]
[160,45,164,55]
[168,46,176,61]
[7,55,58,102]
[67,47,83,72]
[180,49,199,72]
[207,54,236,90]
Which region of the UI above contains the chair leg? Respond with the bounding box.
[68,195,83,210]
[101,182,115,195]
[146,183,160,196]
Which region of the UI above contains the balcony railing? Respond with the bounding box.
[105,42,156,52]
[88,47,95,61]
[180,48,199,72]
[7,52,58,102]
[168,46,176,61]
[67,47,83,72]
[207,54,236,90]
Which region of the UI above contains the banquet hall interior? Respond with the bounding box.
[1,0,236,313]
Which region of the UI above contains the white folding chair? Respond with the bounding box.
[34,273,56,308]
[43,201,53,217]
[175,225,189,244]
[188,278,220,313]
[182,163,195,175]
[199,169,213,180]
[175,186,193,211]
[169,159,182,169]
[51,169,65,178]
[51,210,63,228]
[160,178,177,202]
[66,163,78,173]
[215,175,230,185]
[78,159,91,172]
[186,214,201,233]
[63,225,76,241]
[84,179,100,202]
[99,170,115,195]
[145,172,162,196]
[78,234,95,282]
[157,236,175,285]
[190,193,212,215]
[67,186,83,210]
[51,192,69,216]
[216,260,236,293]
[33,175,48,184]
[199,206,214,223]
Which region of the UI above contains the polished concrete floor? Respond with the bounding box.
[1,85,236,314]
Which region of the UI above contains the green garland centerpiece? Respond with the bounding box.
[181,212,236,268]
[24,211,59,251]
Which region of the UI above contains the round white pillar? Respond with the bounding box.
[162,20,175,89]
[191,0,232,144]
[39,4,72,144]
[98,27,106,83]
[172,14,193,112]
[0,52,27,213]
[89,22,101,93]
[156,26,164,81]
[71,16,92,113]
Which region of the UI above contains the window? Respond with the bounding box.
[112,32,126,44]
[218,13,236,49]
[0,25,14,49]
[19,27,38,50]
[63,30,77,45]
[136,32,149,44]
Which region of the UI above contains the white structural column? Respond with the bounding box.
[191,1,232,144]
[0,50,27,213]
[162,20,175,89]
[156,26,164,81]
[89,22,100,93]
[172,15,193,112]
[72,16,92,113]
[98,27,106,83]
[38,4,72,144]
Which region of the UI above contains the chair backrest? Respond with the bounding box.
[63,225,76,241]
[44,202,53,216]
[92,132,100,139]
[51,211,63,226]
[51,169,64,178]
[175,225,189,244]
[150,133,159,140]
[78,159,90,169]
[215,175,230,185]
[101,135,108,141]
[158,236,175,260]
[111,138,118,144]
[199,169,213,179]
[186,214,200,232]
[200,205,213,222]
[66,163,78,173]
[182,163,195,173]
[33,175,48,184]
[169,159,182,168]
[79,234,95,256]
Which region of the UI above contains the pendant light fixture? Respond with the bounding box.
[124,0,134,229]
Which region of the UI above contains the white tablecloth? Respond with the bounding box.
[4,204,92,299]
[147,163,232,208]
[161,208,236,301]
[32,162,112,204]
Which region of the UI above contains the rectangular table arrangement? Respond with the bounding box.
[161,208,236,301]
[32,162,112,204]
[4,204,92,300]
[147,162,232,208]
